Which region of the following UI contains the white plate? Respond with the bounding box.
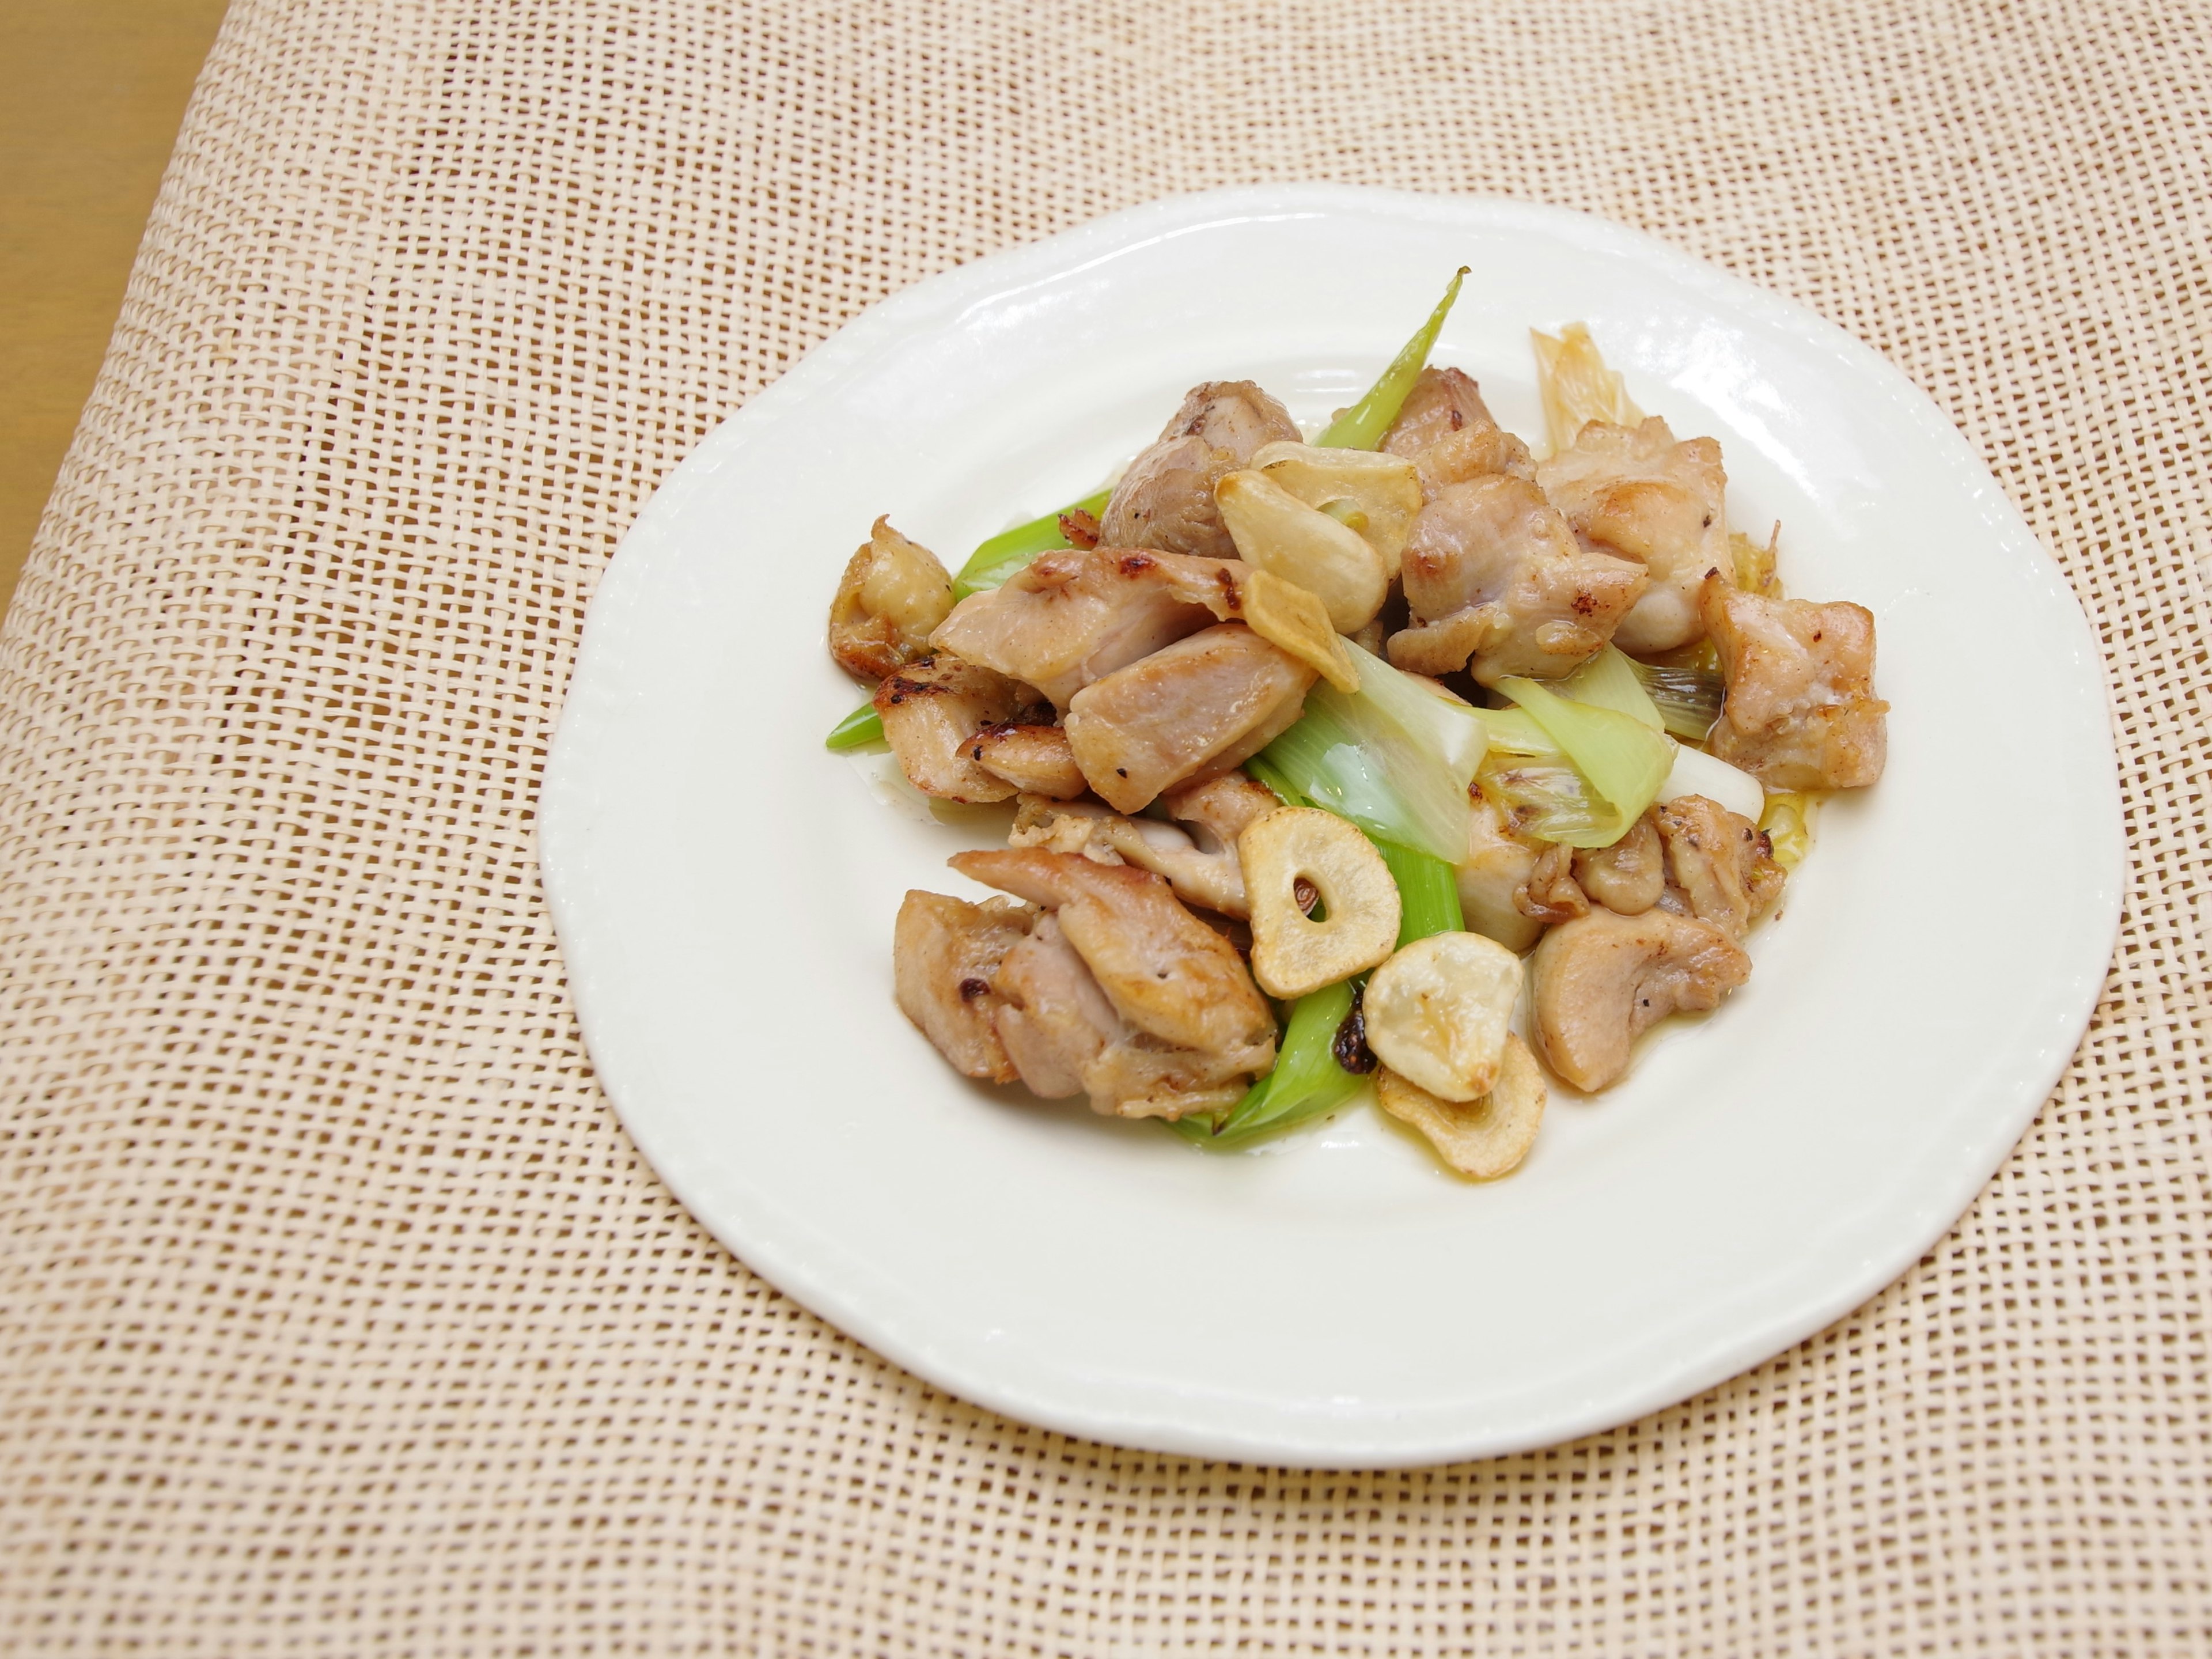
[540,187,2121,1467]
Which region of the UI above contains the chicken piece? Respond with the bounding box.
[1386,475,1648,684]
[1537,416,1728,654]
[952,848,1277,1117]
[1380,367,1499,459]
[931,547,1219,710]
[1161,771,1281,850]
[1651,794,1786,940]
[1514,842,1589,925]
[1064,624,1316,813]
[1700,575,1887,790]
[873,654,1027,802]
[892,891,1035,1084]
[1100,381,1301,561]
[1571,811,1666,915]
[1529,907,1753,1092]
[1415,427,1538,498]
[971,723,1086,799]
[1009,795,1249,918]
[827,517,958,679]
[1458,793,1547,953]
[989,914,1123,1100]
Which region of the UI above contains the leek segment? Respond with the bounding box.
[1317,268,1469,451]
[1174,978,1364,1147]
[950,487,1114,599]
[825,699,884,750]
[1254,640,1487,865]
[1484,670,1673,849]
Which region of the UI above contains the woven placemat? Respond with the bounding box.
[3,1,2206,1651]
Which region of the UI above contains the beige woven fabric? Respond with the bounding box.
[2,0,2206,1650]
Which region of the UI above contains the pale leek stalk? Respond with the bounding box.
[1486,675,1673,849]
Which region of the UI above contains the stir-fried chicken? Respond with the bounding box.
[1160,771,1281,851]
[1065,623,1316,812]
[949,848,1277,1118]
[1009,794,1250,918]
[970,722,1086,799]
[1651,794,1786,939]
[1381,367,1498,459]
[1386,474,1648,684]
[1515,842,1590,925]
[1700,574,1888,790]
[1537,417,1728,654]
[1459,793,1547,953]
[931,546,1243,710]
[873,654,1028,802]
[827,517,958,680]
[1529,907,1752,1092]
[892,891,1036,1083]
[1099,381,1301,562]
[1571,811,1666,915]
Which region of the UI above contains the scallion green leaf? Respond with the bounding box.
[825,699,884,750]
[1318,268,1470,451]
[949,488,1114,599]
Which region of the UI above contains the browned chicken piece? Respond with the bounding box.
[1065,623,1317,812]
[951,848,1277,1118]
[1537,417,1728,654]
[1415,427,1538,498]
[1529,907,1753,1092]
[1515,842,1590,925]
[1571,812,1667,915]
[873,654,1027,802]
[1700,574,1887,789]
[1459,792,1547,953]
[1380,367,1499,459]
[1386,475,1648,684]
[931,547,1238,710]
[892,891,1035,1084]
[971,723,1086,799]
[827,517,957,679]
[1009,794,1250,918]
[1651,795,1786,939]
[1160,770,1282,851]
[1099,381,1301,561]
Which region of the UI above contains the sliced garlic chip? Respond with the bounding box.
[1376,1035,1547,1180]
[1249,442,1423,579]
[1215,469,1390,634]
[1362,930,1522,1103]
[1239,807,1401,999]
[1236,567,1359,693]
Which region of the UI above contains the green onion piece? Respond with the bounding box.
[1622,658,1724,742]
[1551,646,1665,730]
[1490,676,1675,849]
[824,699,884,750]
[1241,753,1308,809]
[1317,267,1470,451]
[1374,840,1464,945]
[949,487,1114,600]
[1255,639,1486,863]
[1174,978,1365,1147]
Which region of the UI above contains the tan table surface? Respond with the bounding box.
[0,0,230,622]
[2,2,2206,1653]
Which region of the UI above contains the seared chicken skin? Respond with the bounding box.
[1529,907,1752,1092]
[1570,812,1666,915]
[1380,368,1538,499]
[931,546,1244,711]
[1387,474,1647,684]
[1100,381,1301,562]
[1650,795,1786,939]
[873,654,1028,803]
[1065,623,1316,812]
[828,517,957,679]
[1537,417,1728,654]
[1700,574,1887,790]
[948,848,1277,1118]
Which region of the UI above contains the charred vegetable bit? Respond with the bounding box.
[952,487,1116,600]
